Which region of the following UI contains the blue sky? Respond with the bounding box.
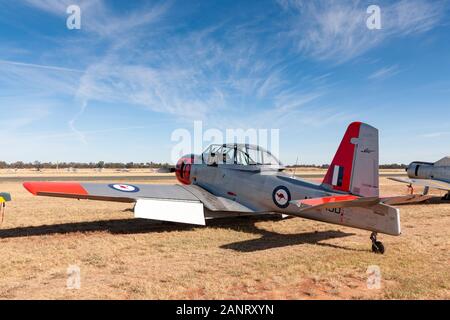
[0,0,449,165]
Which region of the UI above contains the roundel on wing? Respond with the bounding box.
[272,186,291,209]
[108,184,140,193]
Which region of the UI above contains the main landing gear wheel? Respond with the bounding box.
[370,232,385,254]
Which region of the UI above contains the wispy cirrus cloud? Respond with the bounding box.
[23,0,170,38]
[368,65,400,80]
[277,0,448,63]
[20,0,173,140]
[0,60,81,96]
[421,131,450,138]
[0,59,84,73]
[3,0,447,158]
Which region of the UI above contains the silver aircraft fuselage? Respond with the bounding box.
[191,164,331,214]
[406,161,450,183]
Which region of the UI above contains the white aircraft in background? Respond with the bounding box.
[390,157,450,200]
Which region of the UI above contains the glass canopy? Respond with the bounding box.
[202,144,281,166]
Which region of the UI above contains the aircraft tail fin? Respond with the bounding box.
[322,122,379,197]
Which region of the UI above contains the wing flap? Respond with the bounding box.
[135,198,205,225]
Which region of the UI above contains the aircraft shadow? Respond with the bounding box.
[219,227,356,252]
[0,218,194,239]
[0,215,357,252]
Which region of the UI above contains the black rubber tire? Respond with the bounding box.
[371,241,385,254]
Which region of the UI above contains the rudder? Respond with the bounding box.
[322,122,379,197]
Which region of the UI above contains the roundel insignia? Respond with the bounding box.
[272,186,291,209]
[109,184,140,193]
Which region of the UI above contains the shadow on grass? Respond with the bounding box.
[217,220,357,252]
[0,215,358,252]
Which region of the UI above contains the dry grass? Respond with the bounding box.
[0,173,449,300]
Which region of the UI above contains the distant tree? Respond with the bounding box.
[33,161,42,171]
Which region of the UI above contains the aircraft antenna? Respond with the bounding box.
[292,156,299,178]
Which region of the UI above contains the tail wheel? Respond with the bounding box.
[371,241,385,254]
[370,232,385,254]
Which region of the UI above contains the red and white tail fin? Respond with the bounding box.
[322,122,379,197]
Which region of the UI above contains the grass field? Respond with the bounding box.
[0,171,449,299]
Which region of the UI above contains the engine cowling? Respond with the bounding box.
[175,154,194,185]
[406,162,433,179]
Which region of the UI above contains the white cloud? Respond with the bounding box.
[368,65,400,80]
[421,131,450,138]
[278,0,447,62]
[23,0,170,38]
[0,59,83,73]
[12,0,434,145]
[0,60,81,96]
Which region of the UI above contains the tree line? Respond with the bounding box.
[0,161,407,170]
[0,161,172,169]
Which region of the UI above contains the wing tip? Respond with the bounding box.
[23,182,37,195]
[22,182,88,196]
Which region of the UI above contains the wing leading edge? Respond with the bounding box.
[23,181,257,213]
[389,177,450,191]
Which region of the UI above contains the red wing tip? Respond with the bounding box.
[22,182,88,196]
[23,182,37,195]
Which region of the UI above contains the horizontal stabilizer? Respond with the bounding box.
[288,196,400,236]
[291,195,380,212]
[389,177,450,191]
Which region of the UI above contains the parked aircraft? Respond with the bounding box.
[389,157,450,200]
[23,122,400,254]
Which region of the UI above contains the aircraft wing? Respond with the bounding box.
[23,182,256,225]
[388,177,450,191]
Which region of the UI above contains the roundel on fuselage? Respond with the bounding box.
[272,186,291,209]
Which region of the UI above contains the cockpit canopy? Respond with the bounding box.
[202,144,283,169]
